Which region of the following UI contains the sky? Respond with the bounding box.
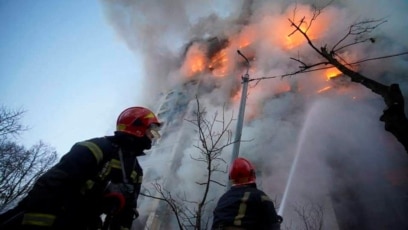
[0,0,149,155]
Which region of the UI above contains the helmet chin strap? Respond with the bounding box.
[114,132,152,155]
[135,135,152,151]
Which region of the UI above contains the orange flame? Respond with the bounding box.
[180,44,207,77]
[209,49,230,78]
[271,4,330,50]
[285,24,310,49]
[325,68,342,80]
[237,26,256,49]
[208,31,257,78]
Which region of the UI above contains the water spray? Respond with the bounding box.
[278,103,316,215]
[278,143,302,216]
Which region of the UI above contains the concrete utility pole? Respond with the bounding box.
[228,50,250,189]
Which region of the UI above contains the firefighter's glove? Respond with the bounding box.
[271,215,284,230]
[102,192,126,215]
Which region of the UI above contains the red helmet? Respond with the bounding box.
[229,157,256,186]
[116,107,161,138]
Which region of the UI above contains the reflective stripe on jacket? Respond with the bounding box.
[19,137,119,229]
[212,183,281,230]
[22,213,56,227]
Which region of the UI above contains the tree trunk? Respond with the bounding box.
[319,48,408,154]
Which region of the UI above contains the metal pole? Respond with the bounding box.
[228,50,250,189]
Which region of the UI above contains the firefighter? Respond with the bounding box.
[212,157,283,230]
[0,106,162,230]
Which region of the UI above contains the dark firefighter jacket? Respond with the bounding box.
[0,136,143,230]
[212,183,281,230]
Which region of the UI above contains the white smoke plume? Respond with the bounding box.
[101,0,408,229]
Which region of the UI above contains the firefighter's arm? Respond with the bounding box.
[130,161,143,219]
[21,141,102,228]
[130,182,142,219]
[260,192,282,230]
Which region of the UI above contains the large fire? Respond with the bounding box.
[179,3,347,120]
[181,4,330,79]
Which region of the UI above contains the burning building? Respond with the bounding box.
[101,0,408,229]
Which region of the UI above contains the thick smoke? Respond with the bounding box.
[101,0,408,229]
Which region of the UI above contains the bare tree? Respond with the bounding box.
[142,181,188,229]
[0,106,27,138]
[251,2,408,153]
[141,97,235,229]
[0,107,58,211]
[293,201,324,230]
